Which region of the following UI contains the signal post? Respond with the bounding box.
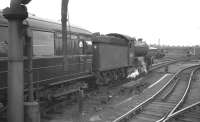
[2,0,39,122]
[3,4,28,122]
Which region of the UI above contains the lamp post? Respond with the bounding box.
[3,0,31,122]
[3,4,28,122]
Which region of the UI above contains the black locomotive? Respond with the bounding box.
[0,11,151,105]
[92,33,149,85]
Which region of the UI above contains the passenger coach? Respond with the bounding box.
[0,11,93,103]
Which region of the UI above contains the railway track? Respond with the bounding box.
[0,58,193,122]
[113,64,200,122]
[38,59,198,122]
[149,56,191,71]
[40,59,183,119]
[150,60,176,71]
[164,101,200,122]
[160,67,200,122]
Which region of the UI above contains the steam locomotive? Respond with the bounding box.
[0,11,151,105]
[92,33,150,85]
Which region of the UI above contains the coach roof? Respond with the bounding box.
[0,10,92,35]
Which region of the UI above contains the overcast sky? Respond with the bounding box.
[1,0,200,46]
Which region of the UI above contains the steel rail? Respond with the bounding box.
[149,57,196,73]
[168,67,199,115]
[152,59,176,66]
[156,66,200,122]
[166,101,200,121]
[149,60,178,71]
[160,67,200,122]
[149,56,192,71]
[112,64,200,122]
[113,67,180,122]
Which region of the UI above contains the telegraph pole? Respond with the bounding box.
[61,0,69,70]
[3,0,30,122]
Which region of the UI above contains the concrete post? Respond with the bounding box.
[3,5,28,122]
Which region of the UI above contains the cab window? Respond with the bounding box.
[0,27,8,57]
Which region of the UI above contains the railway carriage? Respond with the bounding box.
[0,11,93,104]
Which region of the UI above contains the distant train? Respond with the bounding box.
[147,47,165,59]
[0,11,152,105]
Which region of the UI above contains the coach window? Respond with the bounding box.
[55,32,62,55]
[0,27,8,57]
[79,40,83,48]
[66,34,77,54]
[129,43,132,48]
[85,40,92,54]
[32,31,54,56]
[86,40,92,45]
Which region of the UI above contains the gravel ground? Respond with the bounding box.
[41,61,199,122]
[42,72,166,122]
